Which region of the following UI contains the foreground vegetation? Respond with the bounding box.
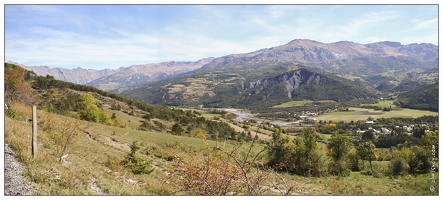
[5,103,439,195]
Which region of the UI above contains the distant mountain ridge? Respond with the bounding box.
[199,39,437,70]
[14,57,214,91]
[87,57,214,92]
[12,62,121,85]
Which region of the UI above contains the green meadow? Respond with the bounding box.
[273,100,336,108]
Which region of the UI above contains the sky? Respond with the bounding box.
[3,3,439,70]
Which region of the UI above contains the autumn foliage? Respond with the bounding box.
[4,63,39,104]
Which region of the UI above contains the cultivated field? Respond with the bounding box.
[316,107,438,122]
[273,100,336,108]
[361,100,397,108]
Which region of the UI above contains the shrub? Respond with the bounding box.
[329,160,351,177]
[164,127,297,196]
[5,107,16,119]
[268,128,329,177]
[388,157,410,176]
[348,150,361,171]
[121,142,154,175]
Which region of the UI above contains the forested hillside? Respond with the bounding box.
[122,62,377,111]
[396,82,439,112]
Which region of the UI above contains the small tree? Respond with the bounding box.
[389,157,410,176]
[194,129,207,139]
[172,123,184,135]
[357,142,376,172]
[327,132,353,176]
[324,123,337,133]
[4,63,38,105]
[40,114,79,162]
[420,130,438,155]
[77,93,101,122]
[121,141,154,174]
[328,132,353,162]
[361,130,375,142]
[348,150,361,171]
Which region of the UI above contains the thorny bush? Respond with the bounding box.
[163,122,297,195]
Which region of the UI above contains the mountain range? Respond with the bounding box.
[16,57,214,92]
[199,40,437,70]
[18,39,438,111]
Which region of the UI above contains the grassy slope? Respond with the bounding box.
[5,104,267,195]
[5,103,438,195]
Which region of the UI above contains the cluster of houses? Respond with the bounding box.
[356,120,426,136]
[299,111,318,123]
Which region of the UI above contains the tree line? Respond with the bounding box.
[267,127,438,177]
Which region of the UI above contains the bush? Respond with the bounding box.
[164,146,296,195]
[348,150,361,171]
[121,142,154,175]
[5,108,16,119]
[329,161,351,177]
[268,128,329,177]
[388,157,410,176]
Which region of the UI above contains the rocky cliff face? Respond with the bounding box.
[247,69,322,99]
[244,68,376,102]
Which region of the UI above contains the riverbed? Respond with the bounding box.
[219,108,300,126]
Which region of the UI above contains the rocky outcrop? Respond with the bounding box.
[244,68,376,102]
[247,69,322,99]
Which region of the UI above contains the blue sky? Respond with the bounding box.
[4,4,439,70]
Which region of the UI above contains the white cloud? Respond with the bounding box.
[366,36,387,43]
[5,5,438,70]
[339,10,400,38]
[411,18,438,31]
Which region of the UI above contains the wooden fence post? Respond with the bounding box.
[32,105,37,158]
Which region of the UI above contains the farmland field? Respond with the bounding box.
[316,107,438,122]
[273,100,336,108]
[361,100,397,108]
[320,133,332,140]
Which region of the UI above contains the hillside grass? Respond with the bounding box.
[5,103,438,195]
[4,103,268,195]
[316,107,438,122]
[319,133,332,140]
[289,171,438,195]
